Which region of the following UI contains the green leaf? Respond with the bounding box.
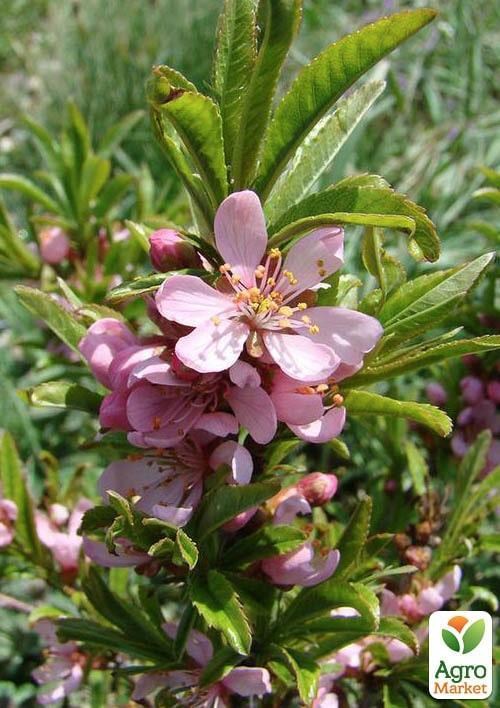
[192,480,280,540]
[0,432,43,563]
[199,646,243,688]
[224,572,277,616]
[0,173,60,213]
[175,529,198,569]
[268,181,439,261]
[15,285,86,353]
[106,271,167,303]
[97,110,144,158]
[442,628,461,653]
[94,174,134,218]
[278,579,379,636]
[462,619,485,654]
[222,525,306,567]
[255,9,436,199]
[344,390,452,437]
[0,218,40,275]
[24,381,102,413]
[335,497,372,580]
[405,441,428,496]
[379,253,495,345]
[279,647,319,704]
[212,0,257,162]
[265,80,385,221]
[79,505,117,534]
[231,0,302,188]
[158,92,228,206]
[78,155,111,214]
[191,570,252,654]
[348,335,500,386]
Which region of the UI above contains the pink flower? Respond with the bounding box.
[425,382,448,407]
[79,318,138,388]
[156,191,382,382]
[460,376,484,405]
[149,228,201,271]
[82,537,152,569]
[0,495,17,547]
[32,620,84,705]
[35,500,92,580]
[39,227,70,264]
[296,472,338,506]
[270,370,346,442]
[262,543,340,587]
[132,623,271,704]
[97,436,253,527]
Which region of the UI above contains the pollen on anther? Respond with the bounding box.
[332,394,344,406]
[278,306,294,317]
[301,315,311,324]
[318,268,327,277]
[309,324,320,334]
[269,248,281,258]
[211,316,221,325]
[297,302,307,310]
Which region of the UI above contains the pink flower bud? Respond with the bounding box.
[0,498,17,547]
[425,382,448,407]
[149,229,200,271]
[39,227,70,264]
[296,472,338,506]
[460,376,484,405]
[487,380,500,404]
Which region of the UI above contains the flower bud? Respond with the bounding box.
[460,375,484,405]
[39,227,70,264]
[425,382,447,407]
[296,472,338,506]
[487,380,500,404]
[149,229,201,272]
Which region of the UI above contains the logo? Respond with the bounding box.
[429,611,493,700]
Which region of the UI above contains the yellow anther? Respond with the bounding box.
[219,263,232,273]
[211,315,221,325]
[270,291,283,302]
[255,265,266,278]
[332,393,344,406]
[309,324,320,334]
[269,248,281,258]
[230,275,241,285]
[283,269,298,285]
[266,277,276,287]
[318,268,327,277]
[297,302,307,310]
[316,384,329,393]
[301,315,311,324]
[278,306,294,317]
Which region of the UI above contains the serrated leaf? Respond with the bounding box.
[379,253,495,345]
[222,525,306,567]
[191,570,251,654]
[199,646,243,688]
[158,92,228,206]
[344,390,452,437]
[24,381,102,413]
[15,285,86,353]
[335,497,372,580]
[79,505,117,534]
[279,648,319,704]
[213,0,257,162]
[255,9,436,199]
[265,80,385,221]
[192,480,280,541]
[231,0,301,188]
[175,529,198,569]
[268,181,439,261]
[0,432,43,563]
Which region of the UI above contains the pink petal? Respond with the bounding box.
[175,319,249,373]
[151,505,194,527]
[162,624,213,667]
[195,412,239,437]
[380,589,401,617]
[99,390,130,430]
[126,383,191,433]
[303,308,383,366]
[108,344,161,389]
[79,318,137,388]
[229,360,261,388]
[278,227,344,296]
[263,331,339,382]
[156,274,237,326]
[82,538,149,567]
[290,407,346,443]
[98,459,164,502]
[223,667,272,696]
[274,493,312,524]
[434,566,461,603]
[209,441,253,484]
[67,499,93,536]
[271,389,324,425]
[225,385,277,444]
[214,191,268,285]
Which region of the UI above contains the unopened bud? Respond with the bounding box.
[39,227,70,264]
[296,472,338,506]
[149,229,201,272]
[425,382,447,407]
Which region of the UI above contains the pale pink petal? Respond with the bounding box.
[434,566,461,603]
[214,191,268,285]
[290,407,346,443]
[156,274,237,326]
[223,667,272,696]
[162,624,213,667]
[380,589,401,617]
[278,227,344,296]
[263,331,339,382]
[209,441,253,484]
[99,390,130,430]
[271,389,324,425]
[229,360,261,388]
[274,494,312,524]
[98,459,164,502]
[302,308,383,366]
[132,670,198,700]
[82,538,149,567]
[417,587,443,615]
[385,639,414,663]
[108,344,161,389]
[67,499,92,536]
[333,361,362,382]
[223,507,258,533]
[225,386,277,444]
[126,383,191,432]
[79,318,137,388]
[195,412,239,437]
[175,320,249,373]
[151,505,194,527]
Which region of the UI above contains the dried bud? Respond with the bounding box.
[404,545,431,571]
[296,472,338,506]
[39,227,70,264]
[394,533,411,551]
[149,229,201,272]
[415,520,432,543]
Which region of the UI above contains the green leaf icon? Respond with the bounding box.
[462,619,485,654]
[442,628,461,652]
